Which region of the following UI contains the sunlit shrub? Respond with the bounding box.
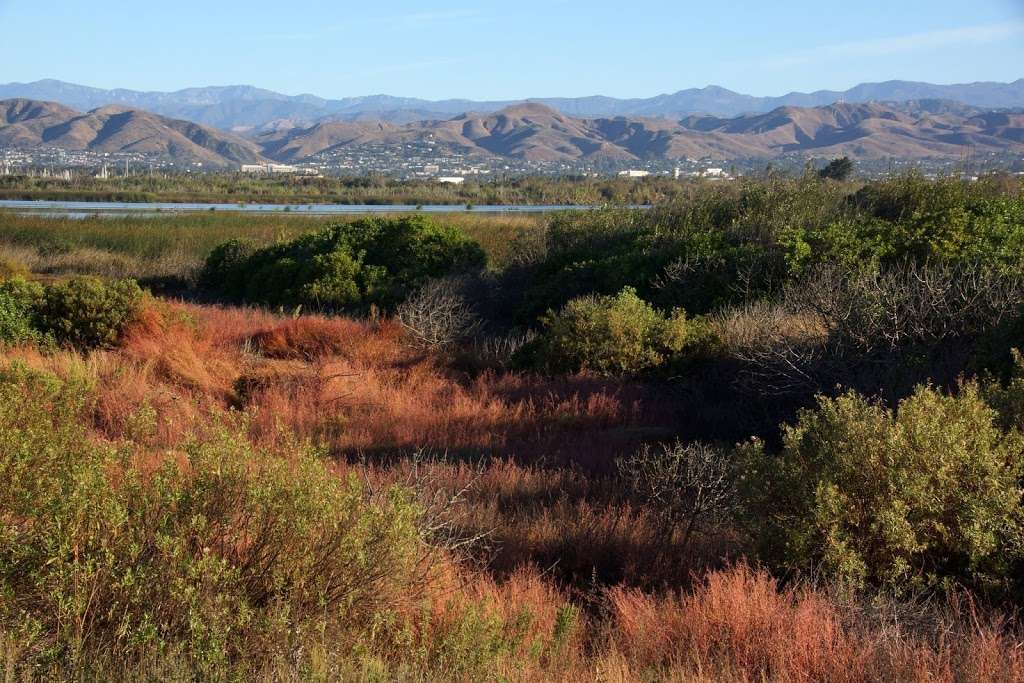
[0,363,426,674]
[524,287,707,375]
[739,383,1024,595]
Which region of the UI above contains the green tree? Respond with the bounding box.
[818,157,854,181]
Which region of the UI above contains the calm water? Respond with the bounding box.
[0,199,600,216]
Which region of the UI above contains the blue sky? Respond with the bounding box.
[1,0,1022,99]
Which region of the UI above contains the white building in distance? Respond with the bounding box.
[240,163,301,174]
[438,176,465,185]
[618,169,650,178]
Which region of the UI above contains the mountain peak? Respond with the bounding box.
[496,102,562,117]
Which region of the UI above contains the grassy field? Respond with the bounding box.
[0,209,543,284]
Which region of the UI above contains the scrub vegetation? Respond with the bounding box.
[2,171,1024,681]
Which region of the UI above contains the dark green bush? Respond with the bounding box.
[518,207,779,321]
[198,237,257,292]
[818,157,854,181]
[202,216,486,312]
[36,277,143,349]
[523,287,710,375]
[739,384,1024,595]
[516,176,1024,322]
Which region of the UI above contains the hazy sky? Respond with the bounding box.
[1,0,1022,99]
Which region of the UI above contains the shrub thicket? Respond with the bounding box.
[0,276,142,349]
[516,175,1024,322]
[201,215,486,312]
[36,277,144,348]
[197,237,257,293]
[739,383,1024,596]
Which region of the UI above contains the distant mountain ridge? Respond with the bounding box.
[3,98,1022,165]
[1,78,1022,134]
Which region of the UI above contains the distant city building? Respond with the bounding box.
[702,168,725,178]
[240,163,300,174]
[423,163,440,174]
[437,176,465,184]
[618,169,650,178]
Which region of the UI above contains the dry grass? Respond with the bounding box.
[40,302,672,464]
[0,241,200,282]
[605,564,1024,682]
[2,299,1022,681]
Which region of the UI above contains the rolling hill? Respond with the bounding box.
[254,101,1024,162]
[0,99,267,166]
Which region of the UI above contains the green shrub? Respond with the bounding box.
[739,384,1024,595]
[0,364,425,675]
[0,277,43,346]
[202,216,486,312]
[36,277,143,349]
[198,237,257,292]
[524,287,706,375]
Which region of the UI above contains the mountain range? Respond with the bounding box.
[2,78,1023,133]
[3,97,1023,167]
[258,100,1024,163]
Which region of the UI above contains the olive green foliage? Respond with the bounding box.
[36,277,144,349]
[0,364,424,675]
[520,204,780,321]
[0,277,43,346]
[519,175,1024,320]
[202,215,486,312]
[525,287,707,375]
[739,384,1024,595]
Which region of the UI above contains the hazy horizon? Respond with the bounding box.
[4,75,1024,103]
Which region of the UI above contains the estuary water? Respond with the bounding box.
[0,199,600,216]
